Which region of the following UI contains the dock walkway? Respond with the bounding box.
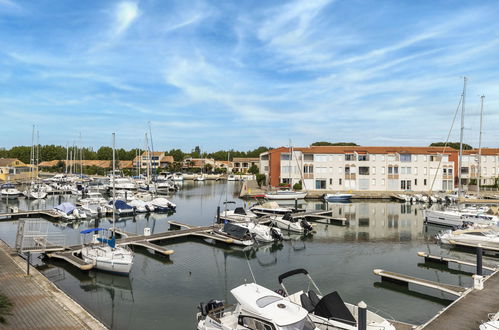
[421,270,499,329]
[0,240,106,329]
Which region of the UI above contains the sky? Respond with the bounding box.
[1,0,499,152]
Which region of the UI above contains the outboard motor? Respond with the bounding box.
[301,220,313,232]
[204,299,224,318]
[270,227,284,241]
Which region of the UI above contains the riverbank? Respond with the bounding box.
[0,240,107,329]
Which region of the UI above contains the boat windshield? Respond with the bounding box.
[278,316,315,330]
[256,296,281,308]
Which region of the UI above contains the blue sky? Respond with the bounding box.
[1,0,499,151]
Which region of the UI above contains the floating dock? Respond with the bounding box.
[0,209,62,220]
[417,251,497,271]
[373,269,468,297]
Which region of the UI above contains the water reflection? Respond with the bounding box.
[0,182,495,329]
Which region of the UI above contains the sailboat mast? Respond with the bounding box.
[458,77,466,201]
[477,95,485,196]
[112,133,116,235]
[289,139,292,188]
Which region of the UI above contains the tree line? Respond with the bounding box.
[0,145,272,164]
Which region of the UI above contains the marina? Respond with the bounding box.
[1,180,499,329]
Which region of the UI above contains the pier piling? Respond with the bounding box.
[477,244,483,276]
[357,301,367,330]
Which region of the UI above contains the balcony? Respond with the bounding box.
[388,174,399,179]
[345,174,356,180]
[304,174,313,179]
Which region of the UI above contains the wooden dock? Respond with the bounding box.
[419,270,499,329]
[373,269,468,297]
[0,209,62,220]
[447,240,499,252]
[417,251,497,272]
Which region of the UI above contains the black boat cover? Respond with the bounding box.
[234,207,247,215]
[223,223,250,240]
[314,291,357,327]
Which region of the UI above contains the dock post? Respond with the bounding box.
[476,244,483,276]
[58,194,62,205]
[294,198,298,211]
[357,301,367,330]
[216,206,220,224]
[27,251,30,275]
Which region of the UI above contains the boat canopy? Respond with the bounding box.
[223,222,250,240]
[80,228,106,234]
[55,202,76,215]
[1,183,15,189]
[109,200,133,209]
[314,291,357,326]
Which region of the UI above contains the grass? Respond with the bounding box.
[0,293,13,324]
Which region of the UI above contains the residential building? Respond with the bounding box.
[38,160,133,170]
[460,148,499,187]
[260,146,459,192]
[133,151,173,170]
[232,157,259,173]
[0,158,37,181]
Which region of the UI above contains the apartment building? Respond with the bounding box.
[232,157,259,173]
[0,158,37,181]
[133,152,174,170]
[460,148,499,187]
[260,146,458,192]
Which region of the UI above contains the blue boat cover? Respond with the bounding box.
[55,202,76,215]
[109,200,133,209]
[80,228,106,234]
[1,183,15,189]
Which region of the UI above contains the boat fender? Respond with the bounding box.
[275,289,287,297]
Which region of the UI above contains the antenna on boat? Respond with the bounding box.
[244,251,257,286]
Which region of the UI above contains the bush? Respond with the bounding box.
[293,180,302,190]
[256,174,266,187]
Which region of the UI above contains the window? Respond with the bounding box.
[424,179,427,185]
[414,179,417,186]
[400,154,412,162]
[329,178,332,185]
[345,154,356,161]
[371,178,376,185]
[281,153,290,160]
[264,166,269,171]
[282,178,291,185]
[315,180,326,189]
[406,167,411,174]
[394,166,399,174]
[339,178,342,185]
[304,154,314,161]
[424,155,427,162]
[381,179,385,185]
[387,154,396,161]
[260,154,269,160]
[381,155,385,161]
[239,316,275,330]
[371,167,376,175]
[382,166,385,174]
[303,165,313,174]
[338,167,343,174]
[414,167,418,174]
[358,154,368,161]
[345,166,350,174]
[424,167,427,175]
[388,166,393,174]
[401,167,406,174]
[461,167,469,174]
[372,155,376,161]
[359,167,369,175]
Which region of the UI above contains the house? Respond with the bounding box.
[232,157,259,173]
[0,158,37,181]
[133,152,174,170]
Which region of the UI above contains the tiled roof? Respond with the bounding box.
[268,146,459,155]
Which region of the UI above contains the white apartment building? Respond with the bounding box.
[460,149,499,187]
[260,146,457,192]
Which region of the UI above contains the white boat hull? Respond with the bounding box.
[265,191,307,200]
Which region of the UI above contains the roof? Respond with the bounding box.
[160,155,174,163]
[0,158,27,167]
[233,157,259,162]
[463,148,499,156]
[267,146,459,155]
[141,151,165,157]
[231,283,308,326]
[38,160,133,169]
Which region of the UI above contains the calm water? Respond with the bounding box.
[0,182,496,329]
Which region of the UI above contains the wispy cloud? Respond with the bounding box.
[114,1,139,36]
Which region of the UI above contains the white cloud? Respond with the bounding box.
[114,1,139,36]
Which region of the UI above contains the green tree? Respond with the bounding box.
[430,142,473,150]
[311,142,358,146]
[96,147,113,160]
[256,174,266,187]
[167,149,186,162]
[203,163,213,173]
[248,164,259,175]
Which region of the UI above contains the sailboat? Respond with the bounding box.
[80,133,134,275]
[423,78,497,227]
[265,141,307,200]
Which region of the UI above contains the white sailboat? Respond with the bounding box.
[437,227,499,246]
[80,133,134,275]
[0,183,22,199]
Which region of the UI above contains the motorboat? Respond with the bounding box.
[271,213,313,234]
[194,175,205,181]
[172,173,184,181]
[106,200,135,216]
[423,209,499,227]
[226,221,283,243]
[197,282,319,330]
[250,201,300,217]
[265,190,307,200]
[22,183,48,199]
[437,227,499,246]
[80,228,134,275]
[54,202,87,220]
[109,177,136,190]
[278,269,396,330]
[480,312,499,330]
[227,174,237,181]
[220,206,258,222]
[323,193,352,202]
[151,197,176,212]
[128,199,155,213]
[0,183,21,199]
[214,222,255,246]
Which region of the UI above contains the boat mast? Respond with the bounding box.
[458,77,467,202]
[289,139,292,189]
[112,133,116,238]
[477,95,485,197]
